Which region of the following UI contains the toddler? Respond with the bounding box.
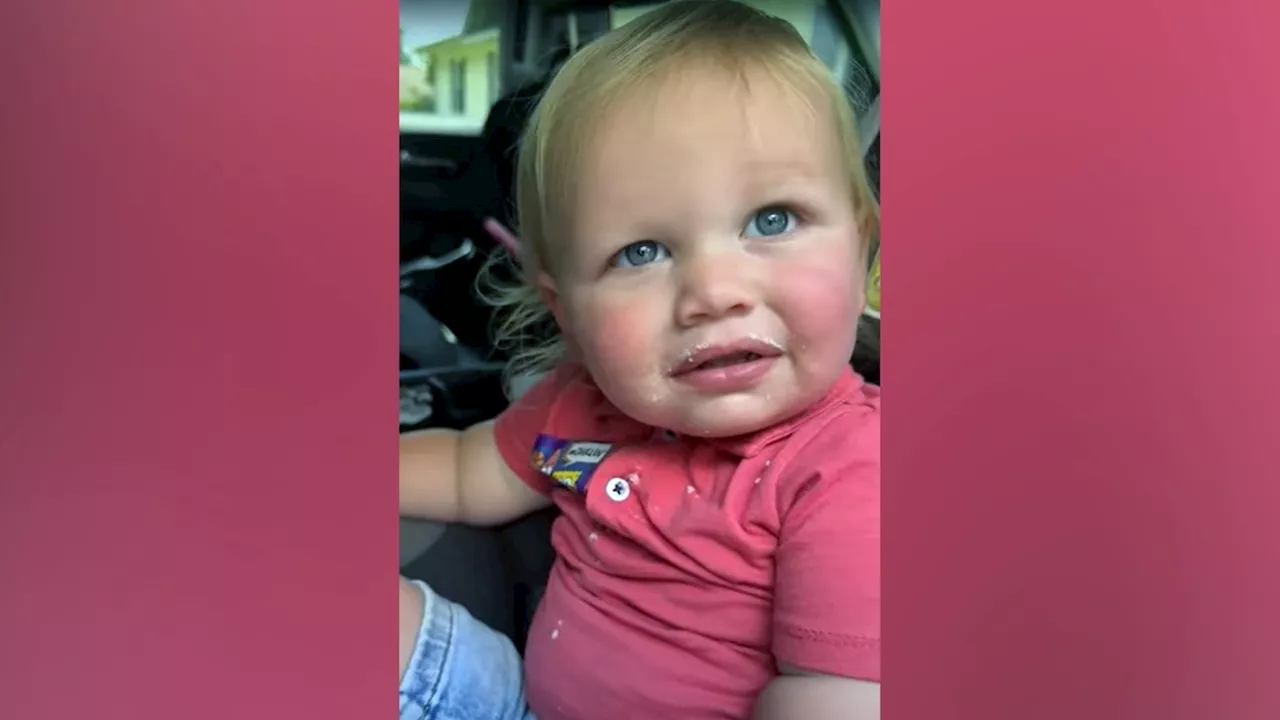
[399,2,880,718]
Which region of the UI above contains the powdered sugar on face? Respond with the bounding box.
[556,65,863,437]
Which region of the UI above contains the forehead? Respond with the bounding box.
[571,63,844,226]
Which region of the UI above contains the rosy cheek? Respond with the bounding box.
[773,252,861,356]
[570,293,658,376]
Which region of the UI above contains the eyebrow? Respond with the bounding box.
[737,156,831,197]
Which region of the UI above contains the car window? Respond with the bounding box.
[400,0,505,135]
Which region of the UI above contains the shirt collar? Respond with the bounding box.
[708,367,865,458]
[583,365,868,457]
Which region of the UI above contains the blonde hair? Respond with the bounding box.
[484,0,880,387]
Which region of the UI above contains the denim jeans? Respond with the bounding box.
[399,580,536,720]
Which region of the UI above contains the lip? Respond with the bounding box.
[669,337,784,392]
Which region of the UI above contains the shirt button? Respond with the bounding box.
[604,476,631,502]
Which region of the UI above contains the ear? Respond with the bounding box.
[856,231,876,317]
[537,272,568,331]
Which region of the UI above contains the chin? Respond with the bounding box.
[665,395,807,439]
[599,360,842,439]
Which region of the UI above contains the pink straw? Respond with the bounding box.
[482,217,521,256]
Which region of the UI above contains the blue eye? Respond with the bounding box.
[611,240,670,268]
[743,207,797,238]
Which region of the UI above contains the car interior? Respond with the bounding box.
[398,0,880,653]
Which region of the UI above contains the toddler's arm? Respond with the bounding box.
[399,576,424,681]
[754,668,879,719]
[399,420,551,526]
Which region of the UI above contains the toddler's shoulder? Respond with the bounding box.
[772,377,880,512]
[766,381,881,681]
[801,380,879,458]
[505,360,592,409]
[494,362,613,489]
[782,377,878,472]
[496,362,615,441]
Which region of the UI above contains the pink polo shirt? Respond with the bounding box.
[494,363,880,720]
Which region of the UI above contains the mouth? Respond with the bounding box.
[670,338,785,377]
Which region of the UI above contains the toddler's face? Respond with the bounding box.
[548,66,864,437]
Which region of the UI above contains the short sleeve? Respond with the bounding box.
[772,403,881,681]
[492,363,582,494]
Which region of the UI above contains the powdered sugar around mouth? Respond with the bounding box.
[671,333,785,374]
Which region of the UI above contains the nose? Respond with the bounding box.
[673,249,757,327]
